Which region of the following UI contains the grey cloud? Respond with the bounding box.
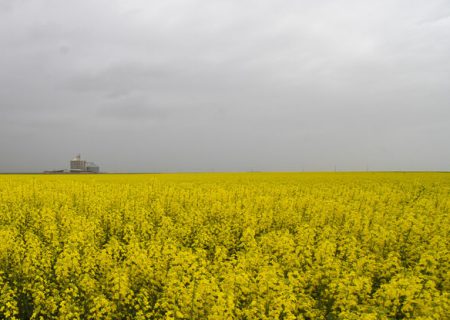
[65,63,172,97]
[0,0,449,172]
[97,97,171,122]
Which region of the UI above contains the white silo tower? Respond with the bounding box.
[70,154,87,172]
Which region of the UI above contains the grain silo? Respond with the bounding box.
[86,162,100,173]
[70,154,87,172]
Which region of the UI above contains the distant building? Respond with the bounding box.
[70,154,99,173]
[43,169,67,174]
[70,154,86,172]
[86,162,100,173]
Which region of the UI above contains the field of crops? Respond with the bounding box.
[0,173,448,319]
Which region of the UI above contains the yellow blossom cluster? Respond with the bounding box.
[0,173,448,319]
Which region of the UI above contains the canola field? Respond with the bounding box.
[0,173,449,319]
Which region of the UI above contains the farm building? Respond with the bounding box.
[70,154,100,173]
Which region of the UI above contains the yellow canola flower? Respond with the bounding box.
[0,172,448,319]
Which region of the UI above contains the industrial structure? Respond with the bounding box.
[70,154,99,173]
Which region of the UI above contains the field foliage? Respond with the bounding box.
[0,173,449,319]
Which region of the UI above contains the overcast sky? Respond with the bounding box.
[0,0,449,172]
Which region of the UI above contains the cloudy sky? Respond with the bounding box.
[0,0,449,172]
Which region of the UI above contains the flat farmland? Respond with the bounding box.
[0,173,448,319]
